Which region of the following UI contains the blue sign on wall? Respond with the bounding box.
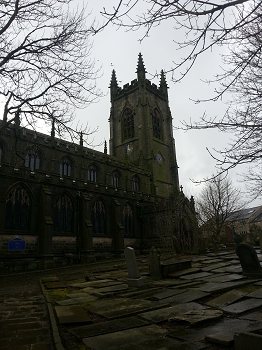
[8,238,26,251]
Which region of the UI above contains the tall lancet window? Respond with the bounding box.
[152,108,161,139]
[24,146,41,171]
[53,193,73,233]
[122,108,134,140]
[92,200,106,234]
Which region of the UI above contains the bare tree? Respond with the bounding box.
[196,175,242,251]
[95,0,260,83]
[0,0,101,142]
[181,4,262,197]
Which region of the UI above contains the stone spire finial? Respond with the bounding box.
[159,70,168,89]
[110,69,118,101]
[109,69,118,87]
[104,140,107,154]
[80,131,83,147]
[136,53,146,80]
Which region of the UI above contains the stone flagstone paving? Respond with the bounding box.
[222,298,262,315]
[4,248,262,350]
[55,305,91,324]
[82,324,169,350]
[69,316,150,338]
[206,289,247,309]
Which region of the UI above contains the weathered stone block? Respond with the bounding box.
[234,332,262,350]
[161,259,191,278]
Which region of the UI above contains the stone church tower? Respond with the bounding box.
[109,53,179,197]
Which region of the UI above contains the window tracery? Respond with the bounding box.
[5,186,30,230]
[122,203,134,237]
[91,200,106,234]
[53,193,73,233]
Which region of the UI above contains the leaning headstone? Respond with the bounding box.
[149,246,162,280]
[234,332,262,350]
[236,242,262,279]
[124,247,144,287]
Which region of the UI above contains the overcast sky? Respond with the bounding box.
[2,1,258,207]
[69,1,258,207]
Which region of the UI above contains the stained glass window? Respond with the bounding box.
[5,186,30,230]
[122,108,134,141]
[53,193,73,232]
[122,204,133,237]
[91,200,106,234]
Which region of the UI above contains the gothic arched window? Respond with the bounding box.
[111,170,120,188]
[152,108,161,139]
[122,203,134,237]
[5,186,30,230]
[60,157,72,177]
[53,193,73,233]
[122,108,134,141]
[88,164,98,183]
[24,146,41,171]
[92,200,106,234]
[132,175,140,192]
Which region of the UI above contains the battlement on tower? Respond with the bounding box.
[112,78,167,100]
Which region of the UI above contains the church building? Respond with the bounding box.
[0,54,194,271]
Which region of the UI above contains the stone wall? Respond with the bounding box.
[0,234,38,256]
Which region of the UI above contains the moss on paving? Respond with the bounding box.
[46,288,71,301]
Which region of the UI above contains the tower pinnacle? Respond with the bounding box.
[136,53,146,80]
[110,69,118,101]
[109,69,118,88]
[159,70,168,93]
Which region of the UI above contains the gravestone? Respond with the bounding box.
[149,246,162,280]
[236,242,262,279]
[124,247,144,287]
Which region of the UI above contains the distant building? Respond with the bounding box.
[0,54,195,271]
[225,206,262,245]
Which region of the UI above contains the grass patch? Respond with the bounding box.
[46,288,70,301]
[80,301,96,311]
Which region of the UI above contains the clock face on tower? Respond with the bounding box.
[126,144,133,154]
[156,153,163,164]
